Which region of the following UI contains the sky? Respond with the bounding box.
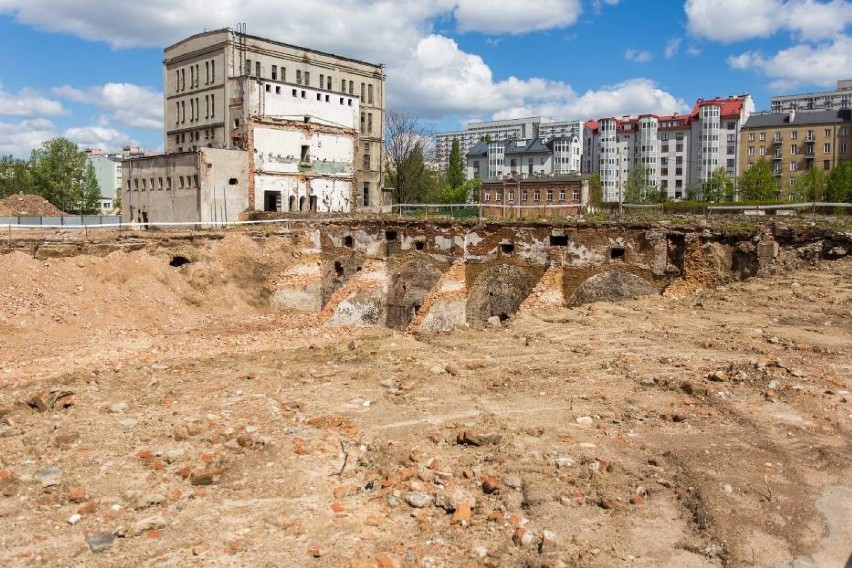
[0,0,850,158]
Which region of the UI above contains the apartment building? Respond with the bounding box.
[435,117,584,175]
[770,80,852,113]
[85,146,147,213]
[465,135,583,180]
[585,95,754,201]
[738,109,852,199]
[124,28,386,224]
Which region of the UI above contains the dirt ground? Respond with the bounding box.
[0,232,850,567]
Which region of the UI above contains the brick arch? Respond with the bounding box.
[466,264,539,325]
[385,258,444,331]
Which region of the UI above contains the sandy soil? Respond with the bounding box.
[0,232,850,567]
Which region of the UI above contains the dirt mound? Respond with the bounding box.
[567,269,657,306]
[0,194,66,216]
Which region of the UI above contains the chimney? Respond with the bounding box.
[789,109,796,123]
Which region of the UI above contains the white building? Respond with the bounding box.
[436,116,584,175]
[771,80,852,113]
[585,95,754,201]
[123,27,386,225]
[465,135,582,181]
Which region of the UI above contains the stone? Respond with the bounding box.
[768,379,781,390]
[86,533,114,553]
[132,514,167,536]
[404,492,432,508]
[503,475,522,490]
[575,416,594,426]
[189,470,215,486]
[78,500,99,515]
[451,502,472,525]
[708,370,729,382]
[35,467,61,488]
[512,527,534,547]
[555,457,574,469]
[629,494,645,505]
[481,476,499,494]
[109,402,129,414]
[308,545,323,558]
[68,487,87,503]
[135,493,165,509]
[119,418,138,430]
[376,553,403,568]
[436,486,476,512]
[67,513,82,525]
[567,270,657,307]
[539,530,558,553]
[430,366,446,375]
[445,362,461,376]
[487,316,502,328]
[598,497,618,510]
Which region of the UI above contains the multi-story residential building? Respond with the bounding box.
[770,80,852,113]
[123,28,386,224]
[738,109,852,199]
[436,117,584,175]
[585,95,754,201]
[465,135,582,180]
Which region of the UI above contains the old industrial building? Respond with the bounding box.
[738,109,852,198]
[123,28,386,225]
[479,174,588,218]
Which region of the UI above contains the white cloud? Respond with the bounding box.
[625,49,653,63]
[0,118,57,157]
[64,125,133,151]
[593,0,620,12]
[685,0,852,43]
[0,85,65,117]
[454,0,582,34]
[727,35,852,90]
[492,79,689,121]
[664,37,681,58]
[53,83,162,130]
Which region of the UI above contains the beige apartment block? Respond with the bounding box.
[739,109,852,199]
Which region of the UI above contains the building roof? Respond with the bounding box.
[742,109,852,129]
[465,137,558,158]
[481,173,584,184]
[165,28,383,70]
[690,97,746,119]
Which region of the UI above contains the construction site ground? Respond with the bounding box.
[0,232,849,567]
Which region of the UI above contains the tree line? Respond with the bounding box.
[0,137,102,214]
[591,157,852,205]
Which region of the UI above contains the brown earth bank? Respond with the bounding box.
[0,228,849,567]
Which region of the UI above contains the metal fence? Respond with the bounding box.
[0,215,122,226]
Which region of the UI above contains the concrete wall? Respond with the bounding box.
[254,82,358,128]
[122,149,248,225]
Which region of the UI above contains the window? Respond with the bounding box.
[661,144,669,153]
[842,142,848,152]
[825,128,831,137]
[349,80,354,95]
[760,146,766,156]
[360,112,365,133]
[255,61,261,78]
[791,144,798,154]
[559,190,566,200]
[484,191,490,202]
[790,161,797,171]
[727,121,735,129]
[205,61,209,84]
[301,145,310,163]
[304,71,309,86]
[179,176,185,189]
[368,84,373,104]
[142,178,147,190]
[158,177,163,190]
[824,160,831,170]
[521,191,528,201]
[341,79,346,92]
[748,146,754,156]
[167,177,172,191]
[327,76,331,90]
[790,131,797,140]
[211,60,215,83]
[760,132,766,141]
[361,82,365,100]
[367,113,373,134]
[296,70,302,84]
[573,189,580,201]
[362,153,370,170]
[194,175,199,188]
[245,59,251,75]
[508,191,515,202]
[748,133,755,141]
[320,74,324,90]
[546,189,553,201]
[534,190,540,201]
[807,129,813,141]
[272,65,277,80]
[824,143,831,153]
[727,158,735,168]
[841,128,848,137]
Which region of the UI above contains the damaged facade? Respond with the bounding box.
[122,28,386,224]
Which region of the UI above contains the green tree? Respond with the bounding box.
[702,167,734,203]
[738,158,777,202]
[384,111,435,204]
[428,177,479,204]
[826,160,852,202]
[588,172,603,207]
[0,155,34,198]
[446,138,465,189]
[623,165,663,204]
[80,161,102,214]
[29,137,88,212]
[792,167,827,202]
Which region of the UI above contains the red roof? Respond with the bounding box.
[690,97,745,119]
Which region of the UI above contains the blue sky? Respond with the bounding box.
[0,0,849,157]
